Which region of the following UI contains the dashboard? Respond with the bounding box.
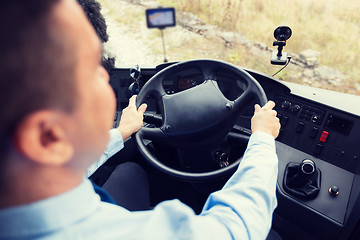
[245,70,360,239]
[109,63,360,240]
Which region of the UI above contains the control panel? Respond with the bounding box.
[274,95,359,173]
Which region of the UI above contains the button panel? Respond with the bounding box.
[276,96,325,125]
[273,95,359,173]
[299,106,323,124]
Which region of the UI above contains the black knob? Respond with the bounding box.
[300,159,316,175]
[292,105,301,112]
[282,101,291,110]
[329,186,339,197]
[219,152,228,161]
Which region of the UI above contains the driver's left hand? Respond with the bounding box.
[117,95,147,141]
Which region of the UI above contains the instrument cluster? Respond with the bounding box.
[161,67,205,94]
[161,67,246,100]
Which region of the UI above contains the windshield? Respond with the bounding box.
[98,0,360,96]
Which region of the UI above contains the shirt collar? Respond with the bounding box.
[0,179,101,239]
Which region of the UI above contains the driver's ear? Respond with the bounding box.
[14,111,74,166]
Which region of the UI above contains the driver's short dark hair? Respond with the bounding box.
[77,0,115,72]
[0,0,77,157]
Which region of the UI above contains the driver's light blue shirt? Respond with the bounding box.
[0,131,278,240]
[86,129,125,177]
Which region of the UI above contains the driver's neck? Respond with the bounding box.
[0,156,83,208]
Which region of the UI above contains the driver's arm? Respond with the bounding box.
[86,95,147,177]
[200,101,280,239]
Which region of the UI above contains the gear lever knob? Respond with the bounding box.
[300,159,316,175]
[283,159,321,199]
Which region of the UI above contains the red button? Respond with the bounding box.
[320,131,329,142]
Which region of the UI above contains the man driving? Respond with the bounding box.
[0,0,280,239]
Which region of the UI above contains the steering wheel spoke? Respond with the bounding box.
[137,126,167,142]
[197,62,218,80]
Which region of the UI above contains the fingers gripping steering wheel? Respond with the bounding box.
[134,59,267,181]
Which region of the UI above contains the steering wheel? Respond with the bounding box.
[135,59,267,181]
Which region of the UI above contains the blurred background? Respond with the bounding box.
[98,0,360,95]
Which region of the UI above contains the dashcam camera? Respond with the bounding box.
[271,26,292,65]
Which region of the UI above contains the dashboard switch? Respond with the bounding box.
[296,122,304,133]
[280,116,288,126]
[314,143,323,154]
[320,131,329,142]
[310,127,319,139]
[278,128,284,139]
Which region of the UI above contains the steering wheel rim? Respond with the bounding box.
[134,59,267,181]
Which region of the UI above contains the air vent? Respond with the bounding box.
[325,114,353,135]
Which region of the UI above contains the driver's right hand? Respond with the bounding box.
[251,101,280,139]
